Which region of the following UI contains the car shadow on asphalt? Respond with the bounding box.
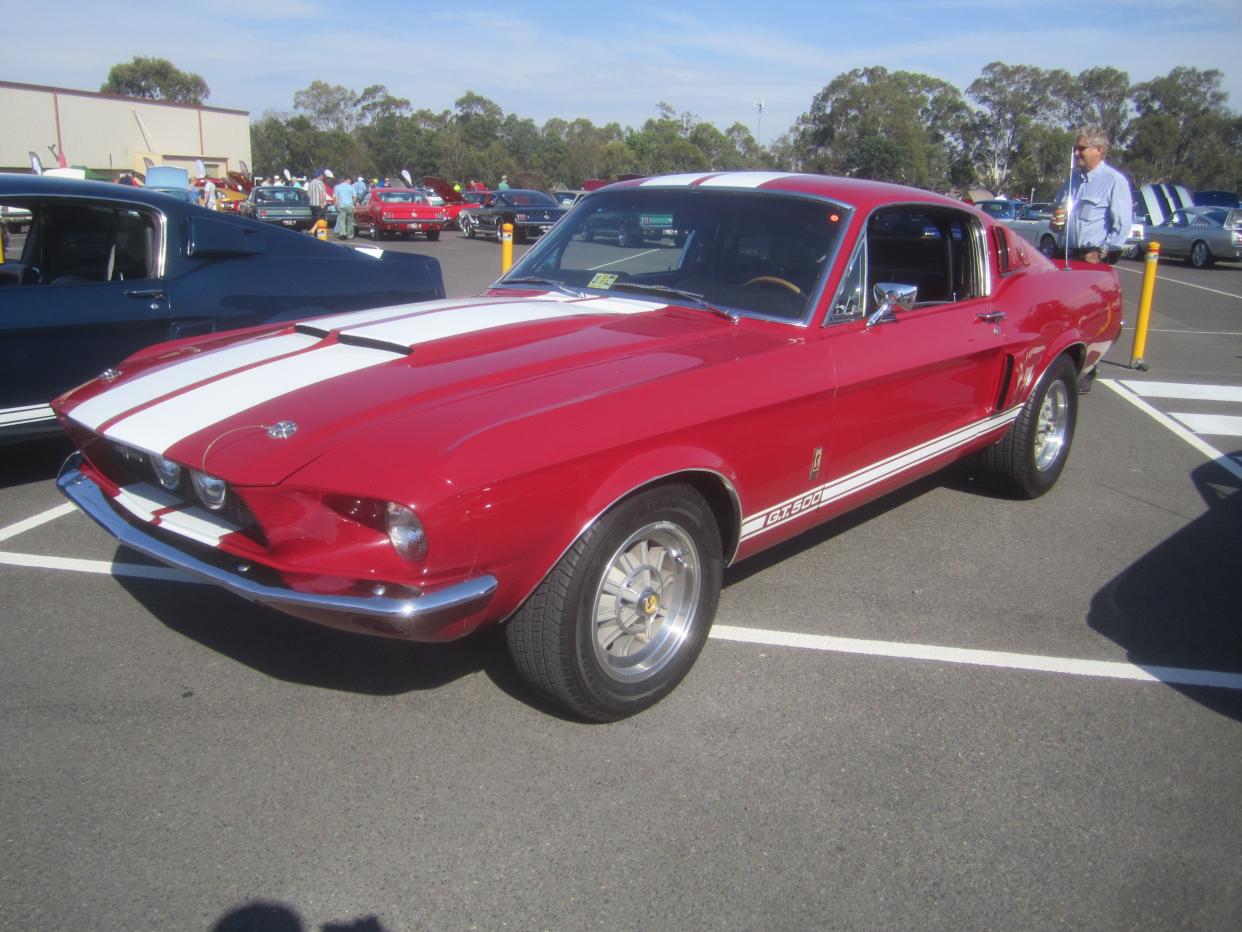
[1087,459,1242,721]
[112,561,580,718]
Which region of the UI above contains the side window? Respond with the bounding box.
[4,202,157,285]
[865,206,985,308]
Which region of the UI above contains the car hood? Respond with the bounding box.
[56,293,785,487]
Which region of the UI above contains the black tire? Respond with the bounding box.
[617,225,632,248]
[1189,240,1214,269]
[426,229,440,242]
[369,222,381,241]
[977,356,1079,499]
[505,483,723,721]
[1039,235,1057,258]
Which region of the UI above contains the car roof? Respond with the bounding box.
[0,172,194,209]
[606,171,972,213]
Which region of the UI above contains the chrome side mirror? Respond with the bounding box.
[867,282,918,327]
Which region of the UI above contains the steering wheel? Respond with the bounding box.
[742,275,802,295]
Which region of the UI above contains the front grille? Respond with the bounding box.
[97,441,267,546]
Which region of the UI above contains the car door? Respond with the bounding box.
[820,206,1012,490]
[1153,211,1192,258]
[0,199,171,432]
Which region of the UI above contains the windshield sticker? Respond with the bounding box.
[587,273,619,290]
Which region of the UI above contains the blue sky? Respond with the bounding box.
[8,0,1240,141]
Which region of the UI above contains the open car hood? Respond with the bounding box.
[420,176,466,205]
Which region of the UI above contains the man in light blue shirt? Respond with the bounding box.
[333,176,357,239]
[1052,125,1133,264]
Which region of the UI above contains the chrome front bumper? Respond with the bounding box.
[57,455,497,641]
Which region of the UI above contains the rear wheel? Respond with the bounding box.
[505,484,722,721]
[426,229,440,242]
[1189,240,1214,268]
[1039,235,1058,258]
[977,356,1078,499]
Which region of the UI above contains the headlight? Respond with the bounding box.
[151,454,182,491]
[385,503,427,561]
[190,470,228,511]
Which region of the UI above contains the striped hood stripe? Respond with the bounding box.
[67,294,664,455]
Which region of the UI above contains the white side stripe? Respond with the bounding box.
[105,342,394,453]
[69,331,322,430]
[0,404,54,427]
[740,409,1019,540]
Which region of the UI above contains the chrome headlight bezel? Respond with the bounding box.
[190,470,228,511]
[150,454,182,491]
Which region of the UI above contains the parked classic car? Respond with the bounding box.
[1146,206,1242,268]
[239,185,315,230]
[419,177,478,229]
[459,189,567,242]
[0,174,444,441]
[354,187,448,241]
[53,172,1122,721]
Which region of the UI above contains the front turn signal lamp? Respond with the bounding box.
[385,502,427,561]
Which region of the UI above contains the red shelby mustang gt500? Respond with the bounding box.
[54,171,1123,721]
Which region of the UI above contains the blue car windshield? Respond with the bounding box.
[503,187,849,323]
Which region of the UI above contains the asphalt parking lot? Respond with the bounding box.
[3,234,1240,930]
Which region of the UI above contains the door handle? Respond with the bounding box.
[976,311,1006,323]
[125,288,166,299]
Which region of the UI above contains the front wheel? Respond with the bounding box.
[462,217,475,239]
[1039,235,1058,258]
[977,356,1079,499]
[505,484,722,721]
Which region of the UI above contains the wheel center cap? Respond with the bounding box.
[640,592,661,616]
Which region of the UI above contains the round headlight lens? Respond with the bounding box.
[190,470,228,511]
[385,502,427,561]
[151,455,182,490]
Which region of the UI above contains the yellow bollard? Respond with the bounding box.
[311,218,329,240]
[500,222,514,273]
[1129,241,1160,371]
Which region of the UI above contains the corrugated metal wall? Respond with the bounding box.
[0,81,251,177]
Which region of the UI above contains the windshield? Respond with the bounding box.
[502,187,848,323]
[255,188,308,204]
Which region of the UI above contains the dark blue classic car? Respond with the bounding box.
[0,175,444,441]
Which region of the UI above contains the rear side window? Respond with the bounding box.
[3,202,158,285]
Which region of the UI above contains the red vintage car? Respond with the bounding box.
[53,172,1122,721]
[420,176,481,229]
[354,186,448,240]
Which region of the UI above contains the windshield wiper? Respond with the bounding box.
[605,283,738,323]
[500,277,589,298]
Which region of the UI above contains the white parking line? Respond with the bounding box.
[0,502,78,543]
[1171,412,1242,438]
[1119,380,1242,402]
[1100,380,1242,482]
[710,625,1242,691]
[0,550,196,583]
[1115,263,1242,301]
[2,542,1239,692]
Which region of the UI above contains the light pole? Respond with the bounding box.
[754,101,765,148]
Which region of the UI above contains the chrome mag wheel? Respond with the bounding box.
[1033,379,1070,472]
[590,521,701,684]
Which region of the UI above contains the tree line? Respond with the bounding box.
[103,56,1240,197]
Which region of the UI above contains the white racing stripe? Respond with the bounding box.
[698,172,796,188]
[115,483,183,522]
[69,331,322,431]
[105,342,394,453]
[639,173,718,187]
[709,625,1242,691]
[337,296,659,348]
[299,295,492,334]
[157,507,239,547]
